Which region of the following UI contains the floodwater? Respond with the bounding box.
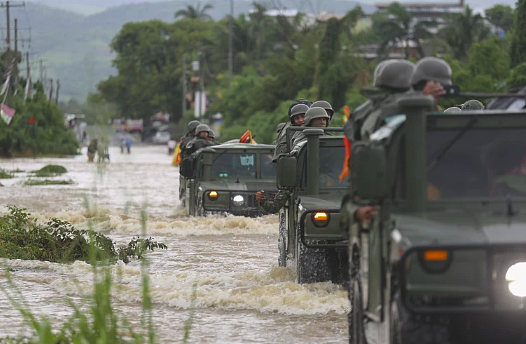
[0,144,348,343]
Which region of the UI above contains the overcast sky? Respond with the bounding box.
[35,0,517,15]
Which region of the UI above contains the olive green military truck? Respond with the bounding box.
[276,127,349,284]
[180,142,277,217]
[343,96,526,344]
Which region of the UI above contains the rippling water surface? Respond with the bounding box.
[0,145,348,343]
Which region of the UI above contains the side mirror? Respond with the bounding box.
[351,141,388,200]
[277,155,297,189]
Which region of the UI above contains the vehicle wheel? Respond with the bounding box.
[348,275,365,344]
[278,212,287,267]
[294,225,331,284]
[196,198,205,217]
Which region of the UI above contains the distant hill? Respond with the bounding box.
[0,1,374,100]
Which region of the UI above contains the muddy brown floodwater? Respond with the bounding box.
[0,145,349,343]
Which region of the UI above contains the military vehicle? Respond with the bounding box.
[342,95,526,344]
[275,126,349,283]
[179,142,277,217]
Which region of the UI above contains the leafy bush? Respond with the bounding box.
[0,170,14,179]
[0,206,167,264]
[32,164,68,177]
[24,179,74,186]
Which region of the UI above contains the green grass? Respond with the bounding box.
[31,165,68,177]
[25,179,74,186]
[0,170,14,179]
[0,204,175,344]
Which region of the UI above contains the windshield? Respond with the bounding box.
[261,154,276,178]
[211,153,256,179]
[427,129,526,199]
[319,146,347,188]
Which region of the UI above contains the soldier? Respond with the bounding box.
[310,100,334,121]
[358,59,416,140]
[180,120,201,159]
[411,57,452,107]
[208,129,220,144]
[461,99,485,110]
[185,124,216,156]
[291,107,331,147]
[273,102,310,161]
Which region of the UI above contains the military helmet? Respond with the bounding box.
[461,99,485,110]
[444,107,462,113]
[305,107,330,127]
[411,57,452,87]
[376,59,415,90]
[288,99,313,117]
[208,129,215,138]
[195,124,210,135]
[277,122,286,133]
[188,120,201,133]
[311,100,334,118]
[373,59,394,87]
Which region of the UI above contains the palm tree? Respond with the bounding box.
[372,2,435,58]
[175,3,213,21]
[439,5,490,59]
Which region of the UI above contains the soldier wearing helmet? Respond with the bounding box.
[272,99,313,162]
[291,107,331,147]
[311,100,334,121]
[411,57,452,106]
[357,59,416,140]
[208,129,220,144]
[184,123,216,156]
[180,120,201,159]
[461,100,485,110]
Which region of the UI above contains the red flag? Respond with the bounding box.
[339,136,352,182]
[28,116,36,124]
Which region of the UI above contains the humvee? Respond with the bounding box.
[180,142,277,217]
[276,127,349,283]
[343,96,526,344]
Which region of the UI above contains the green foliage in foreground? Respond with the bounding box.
[33,165,68,176]
[0,206,167,264]
[0,170,14,179]
[24,179,74,186]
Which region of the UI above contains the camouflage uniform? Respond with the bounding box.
[260,189,292,214]
[273,100,312,162]
[180,120,201,159]
[185,124,216,156]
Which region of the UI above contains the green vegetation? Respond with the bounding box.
[0,170,14,179]
[24,179,74,186]
[90,2,522,143]
[0,206,167,264]
[31,164,68,177]
[0,85,79,158]
[0,206,169,344]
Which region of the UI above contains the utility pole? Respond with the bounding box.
[55,79,59,104]
[1,1,26,106]
[13,18,18,93]
[198,45,204,118]
[48,78,53,101]
[39,59,43,82]
[181,53,187,118]
[228,0,233,87]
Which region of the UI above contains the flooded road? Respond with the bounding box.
[0,145,348,343]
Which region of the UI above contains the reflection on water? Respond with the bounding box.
[0,145,348,343]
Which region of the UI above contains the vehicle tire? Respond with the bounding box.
[348,275,365,344]
[196,198,205,217]
[278,212,287,267]
[294,224,331,284]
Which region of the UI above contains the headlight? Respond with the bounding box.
[232,195,244,206]
[312,212,329,228]
[506,262,526,297]
[208,191,218,201]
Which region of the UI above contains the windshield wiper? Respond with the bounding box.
[427,118,478,171]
